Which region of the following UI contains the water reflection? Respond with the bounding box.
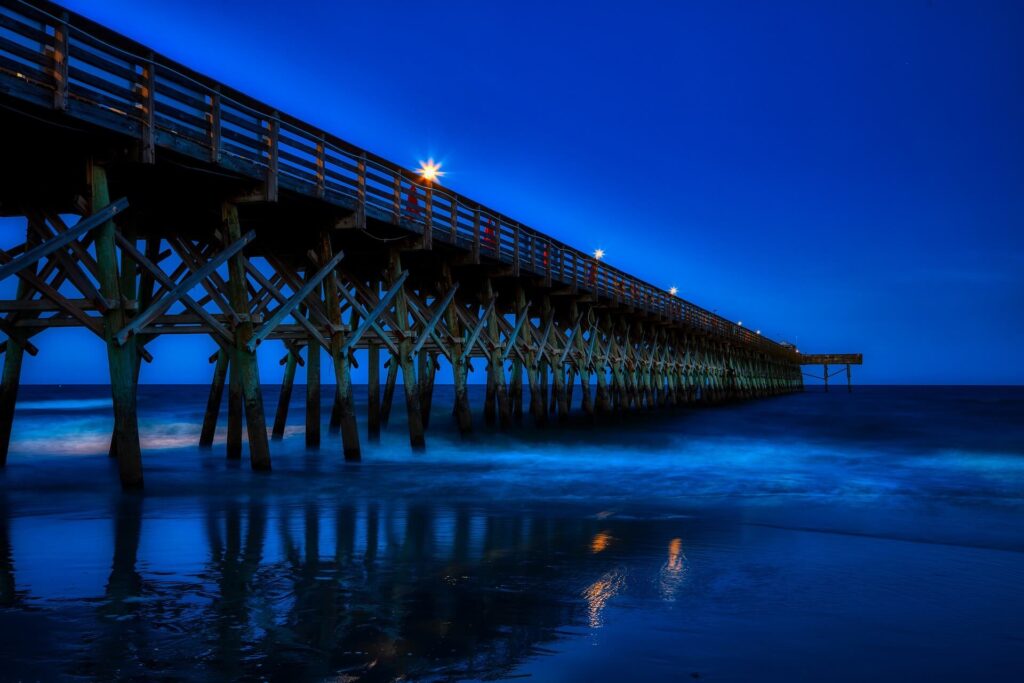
[659,537,686,602]
[0,497,685,681]
[583,567,626,629]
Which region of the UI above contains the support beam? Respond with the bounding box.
[273,347,298,439]
[91,163,143,489]
[389,250,425,449]
[367,341,381,440]
[305,307,321,448]
[227,352,242,459]
[0,223,35,467]
[321,232,359,461]
[200,349,229,447]
[223,202,271,471]
[442,264,472,434]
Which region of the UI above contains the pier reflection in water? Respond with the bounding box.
[0,492,695,681]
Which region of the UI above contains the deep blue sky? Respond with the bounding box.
[8,0,1024,384]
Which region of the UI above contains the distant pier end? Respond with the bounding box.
[798,354,864,392]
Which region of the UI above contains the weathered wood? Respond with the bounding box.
[91,163,143,489]
[0,199,126,283]
[380,353,398,428]
[305,304,321,447]
[389,250,425,449]
[481,280,510,428]
[200,348,229,447]
[226,337,243,459]
[272,347,297,439]
[321,232,359,460]
[367,341,381,440]
[442,265,472,434]
[223,202,271,471]
[0,223,34,467]
[115,231,254,346]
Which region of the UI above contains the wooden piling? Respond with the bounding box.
[442,265,472,434]
[223,203,271,471]
[91,163,143,489]
[200,348,229,446]
[389,250,425,449]
[509,358,524,422]
[305,319,321,447]
[367,341,381,440]
[321,232,359,460]
[272,347,297,439]
[485,280,511,428]
[380,354,398,428]
[227,354,243,458]
[0,225,32,466]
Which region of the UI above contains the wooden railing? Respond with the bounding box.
[0,0,794,356]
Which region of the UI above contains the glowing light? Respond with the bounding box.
[659,537,687,601]
[666,538,684,572]
[756,329,761,335]
[593,248,605,260]
[590,531,612,554]
[669,286,678,296]
[738,321,743,326]
[417,158,444,183]
[583,568,626,628]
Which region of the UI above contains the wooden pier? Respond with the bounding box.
[0,0,820,488]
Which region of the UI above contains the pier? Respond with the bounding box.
[0,0,834,488]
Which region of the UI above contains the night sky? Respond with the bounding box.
[6,0,1023,384]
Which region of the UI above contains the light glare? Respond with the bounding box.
[417,158,444,183]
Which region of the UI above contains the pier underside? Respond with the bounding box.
[0,0,806,488]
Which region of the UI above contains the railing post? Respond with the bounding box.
[472,208,481,263]
[392,175,401,223]
[315,135,326,199]
[139,51,156,164]
[356,152,367,219]
[423,184,433,248]
[513,223,520,276]
[52,12,69,111]
[449,196,458,243]
[545,240,552,285]
[208,87,221,163]
[265,112,279,201]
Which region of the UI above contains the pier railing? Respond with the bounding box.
[0,0,790,355]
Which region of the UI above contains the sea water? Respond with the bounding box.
[0,385,1022,681]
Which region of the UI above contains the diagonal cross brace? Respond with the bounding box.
[411,283,459,358]
[532,315,554,368]
[114,233,232,344]
[246,250,345,353]
[501,301,531,362]
[114,231,255,345]
[458,298,494,363]
[341,270,409,353]
[559,314,584,365]
[334,285,398,357]
[0,199,128,282]
[584,325,599,369]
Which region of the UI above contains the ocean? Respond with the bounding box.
[0,385,1022,681]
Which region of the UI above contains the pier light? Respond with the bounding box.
[756,329,761,335]
[417,158,444,183]
[738,321,743,326]
[593,248,605,260]
[669,286,678,296]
